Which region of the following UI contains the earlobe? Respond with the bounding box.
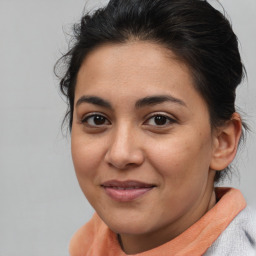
[210,113,242,171]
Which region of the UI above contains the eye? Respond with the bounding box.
[81,114,110,127]
[145,114,176,127]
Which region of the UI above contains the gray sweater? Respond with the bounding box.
[204,206,256,256]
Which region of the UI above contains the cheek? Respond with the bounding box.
[71,133,103,179]
[71,134,106,204]
[147,131,213,181]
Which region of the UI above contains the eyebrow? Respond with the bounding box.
[135,95,187,108]
[75,95,187,109]
[76,96,113,109]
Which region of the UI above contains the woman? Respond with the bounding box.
[56,0,256,255]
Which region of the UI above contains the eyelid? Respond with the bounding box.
[81,112,111,126]
[143,112,177,126]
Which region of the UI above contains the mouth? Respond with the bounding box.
[101,180,156,202]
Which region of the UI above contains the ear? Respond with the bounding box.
[210,113,242,171]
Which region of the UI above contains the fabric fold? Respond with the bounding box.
[69,187,247,256]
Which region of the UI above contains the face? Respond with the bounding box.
[71,42,216,249]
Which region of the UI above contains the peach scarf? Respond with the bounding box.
[69,187,246,256]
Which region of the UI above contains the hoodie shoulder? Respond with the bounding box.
[69,213,103,256]
[204,206,256,256]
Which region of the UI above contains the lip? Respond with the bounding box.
[101,180,156,202]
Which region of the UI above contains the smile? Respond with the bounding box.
[101,180,156,202]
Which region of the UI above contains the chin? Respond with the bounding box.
[102,214,155,235]
[110,224,149,236]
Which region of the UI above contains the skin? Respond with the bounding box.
[71,41,239,254]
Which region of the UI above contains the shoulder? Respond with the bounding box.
[204,206,256,256]
[69,213,104,256]
[69,214,123,256]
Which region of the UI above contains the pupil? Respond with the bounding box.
[94,115,105,125]
[155,116,167,125]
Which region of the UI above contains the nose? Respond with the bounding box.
[104,125,145,170]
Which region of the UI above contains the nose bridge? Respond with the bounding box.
[105,121,144,169]
[113,123,131,150]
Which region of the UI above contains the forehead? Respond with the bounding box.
[82,41,176,71]
[75,41,207,112]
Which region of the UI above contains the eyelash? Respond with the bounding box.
[144,114,176,127]
[81,112,176,129]
[81,113,111,127]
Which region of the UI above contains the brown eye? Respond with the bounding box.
[154,116,168,125]
[93,115,106,125]
[82,114,110,127]
[145,114,176,127]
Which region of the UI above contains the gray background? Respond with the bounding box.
[0,0,255,255]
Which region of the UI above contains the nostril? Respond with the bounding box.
[107,161,137,170]
[105,148,144,170]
